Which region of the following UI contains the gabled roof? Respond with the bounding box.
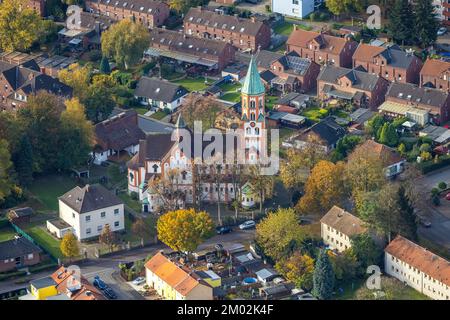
[386,82,449,108]
[145,252,210,296]
[94,0,168,15]
[51,266,105,300]
[320,206,367,237]
[255,50,283,69]
[134,77,188,103]
[287,29,352,55]
[353,43,417,69]
[420,59,450,77]
[385,235,450,287]
[242,56,265,95]
[295,117,346,147]
[0,237,42,260]
[58,184,123,214]
[318,65,381,92]
[9,207,34,217]
[358,140,404,166]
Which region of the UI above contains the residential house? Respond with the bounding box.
[353,44,423,84]
[419,125,450,145]
[320,206,367,252]
[380,82,450,125]
[420,58,450,92]
[275,92,310,112]
[92,109,145,165]
[7,207,34,225]
[49,184,125,240]
[358,140,406,178]
[146,28,236,72]
[183,7,272,52]
[317,65,390,110]
[134,77,189,112]
[271,0,315,19]
[339,25,362,38]
[349,108,375,130]
[27,0,46,16]
[145,251,213,300]
[385,235,450,300]
[86,0,170,28]
[287,28,358,68]
[255,50,320,93]
[0,60,73,111]
[0,237,42,272]
[285,117,346,152]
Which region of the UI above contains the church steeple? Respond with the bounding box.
[242,56,265,96]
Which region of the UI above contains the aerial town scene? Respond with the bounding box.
[0,0,450,305]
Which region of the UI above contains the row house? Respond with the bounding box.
[420,58,450,92]
[183,7,271,53]
[317,65,390,110]
[146,28,236,72]
[0,60,73,111]
[353,43,423,84]
[85,0,170,28]
[380,82,450,125]
[255,50,320,93]
[385,235,450,300]
[286,28,358,68]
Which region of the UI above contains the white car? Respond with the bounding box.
[239,220,256,230]
[132,277,146,286]
[437,27,447,36]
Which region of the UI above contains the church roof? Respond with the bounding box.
[242,56,265,96]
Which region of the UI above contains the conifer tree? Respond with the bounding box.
[415,0,439,48]
[389,0,415,45]
[312,249,335,300]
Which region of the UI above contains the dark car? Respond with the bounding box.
[103,287,117,299]
[93,276,108,291]
[216,226,232,235]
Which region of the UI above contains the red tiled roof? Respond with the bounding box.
[420,59,450,77]
[287,29,349,55]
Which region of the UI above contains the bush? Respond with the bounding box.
[431,188,440,196]
[420,154,450,174]
[28,262,58,273]
[432,195,441,206]
[130,191,138,200]
[438,182,447,190]
[87,50,102,62]
[0,270,27,281]
[319,12,330,21]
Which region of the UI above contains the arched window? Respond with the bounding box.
[250,100,256,109]
[255,127,260,135]
[246,127,251,134]
[250,113,255,121]
[259,99,263,107]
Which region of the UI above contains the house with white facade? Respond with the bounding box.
[145,251,213,300]
[271,0,315,19]
[385,235,450,300]
[47,184,124,240]
[320,206,367,252]
[134,77,189,112]
[92,109,145,165]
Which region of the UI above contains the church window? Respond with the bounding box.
[152,164,158,173]
[255,127,260,135]
[250,100,256,108]
[250,113,255,121]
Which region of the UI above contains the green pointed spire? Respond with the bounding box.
[242,56,265,96]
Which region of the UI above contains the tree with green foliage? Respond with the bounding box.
[415,0,439,48]
[366,114,385,139]
[84,83,116,123]
[0,139,13,202]
[388,0,415,45]
[312,249,335,300]
[0,0,41,52]
[99,56,111,74]
[325,0,362,18]
[350,233,383,269]
[396,185,418,241]
[101,19,149,70]
[379,123,399,147]
[331,135,362,162]
[14,135,34,187]
[256,208,305,261]
[60,232,80,261]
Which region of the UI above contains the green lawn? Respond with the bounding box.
[23,223,63,259]
[0,226,16,242]
[221,92,241,103]
[265,95,279,110]
[219,81,241,93]
[173,77,214,92]
[121,213,157,244]
[118,192,142,213]
[150,110,167,120]
[133,107,149,115]
[274,21,295,36]
[302,106,328,122]
[28,174,78,211]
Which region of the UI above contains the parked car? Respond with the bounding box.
[438,27,447,36]
[239,220,256,230]
[103,287,117,299]
[93,276,108,290]
[216,226,232,235]
[446,192,450,201]
[132,277,146,286]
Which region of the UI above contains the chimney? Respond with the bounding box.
[250,16,256,23]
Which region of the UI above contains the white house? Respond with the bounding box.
[271,0,315,19]
[385,235,450,300]
[358,140,406,178]
[320,206,367,252]
[50,184,125,240]
[134,77,189,112]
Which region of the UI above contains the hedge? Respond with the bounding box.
[28,261,58,273]
[0,270,27,282]
[419,155,450,174]
[0,218,10,229]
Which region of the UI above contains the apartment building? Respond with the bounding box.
[420,58,450,92]
[320,206,367,252]
[183,7,271,52]
[85,0,170,28]
[271,0,315,19]
[385,235,450,300]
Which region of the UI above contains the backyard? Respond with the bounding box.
[173,77,214,92]
[22,222,63,259]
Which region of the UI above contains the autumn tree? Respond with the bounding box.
[149,168,186,213]
[0,0,41,52]
[60,232,80,261]
[248,164,275,214]
[326,0,362,18]
[58,63,92,101]
[275,252,314,290]
[256,208,305,261]
[297,160,348,216]
[329,250,359,282]
[181,94,222,130]
[132,218,148,239]
[101,19,149,70]
[157,209,214,253]
[0,139,13,202]
[99,224,116,252]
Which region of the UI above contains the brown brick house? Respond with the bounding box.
[420,59,450,92]
[0,237,42,272]
[353,44,423,84]
[147,28,235,72]
[86,0,170,28]
[183,7,271,53]
[317,65,389,110]
[286,28,358,68]
[0,60,73,111]
[255,50,320,93]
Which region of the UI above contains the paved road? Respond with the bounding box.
[0,229,255,299]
